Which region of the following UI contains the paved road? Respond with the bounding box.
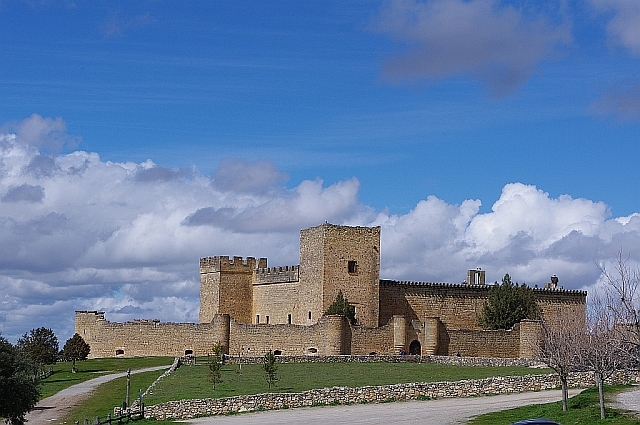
[187,389,584,425]
[25,366,169,425]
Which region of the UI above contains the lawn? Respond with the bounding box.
[143,361,552,404]
[468,385,640,425]
[39,357,174,399]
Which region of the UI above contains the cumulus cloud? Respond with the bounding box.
[372,0,571,96]
[2,115,640,346]
[1,114,80,153]
[2,184,45,203]
[212,158,288,194]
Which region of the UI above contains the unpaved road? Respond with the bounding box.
[25,366,169,425]
[26,373,640,425]
[186,389,585,425]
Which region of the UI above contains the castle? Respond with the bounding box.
[76,223,586,359]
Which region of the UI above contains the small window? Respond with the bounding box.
[273,350,282,356]
[308,311,312,320]
[184,349,193,355]
[256,314,260,324]
[287,314,292,324]
[348,260,357,273]
[115,349,124,356]
[307,347,318,354]
[266,315,270,324]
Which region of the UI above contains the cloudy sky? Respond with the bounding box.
[1,0,640,343]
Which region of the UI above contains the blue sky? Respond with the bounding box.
[1,0,640,343]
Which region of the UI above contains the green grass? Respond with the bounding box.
[468,385,640,425]
[62,369,172,424]
[143,362,551,404]
[39,357,173,399]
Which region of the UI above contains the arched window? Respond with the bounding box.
[184,349,193,355]
[273,350,282,356]
[115,349,125,356]
[307,347,318,354]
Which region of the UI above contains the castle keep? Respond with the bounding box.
[76,224,586,359]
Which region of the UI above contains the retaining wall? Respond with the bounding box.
[143,370,640,419]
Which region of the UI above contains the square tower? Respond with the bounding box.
[199,256,266,324]
[299,224,381,328]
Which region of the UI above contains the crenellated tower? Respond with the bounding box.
[199,256,266,324]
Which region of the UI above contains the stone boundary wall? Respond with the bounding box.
[218,354,543,367]
[143,370,640,420]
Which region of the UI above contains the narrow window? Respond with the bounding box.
[266,315,270,324]
[308,311,312,320]
[256,314,260,324]
[348,260,357,273]
[287,314,292,324]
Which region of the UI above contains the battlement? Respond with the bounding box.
[254,265,300,285]
[200,256,267,274]
[75,310,105,321]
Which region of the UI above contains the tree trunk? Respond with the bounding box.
[597,372,606,419]
[561,375,568,412]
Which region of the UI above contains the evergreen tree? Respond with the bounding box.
[478,274,541,330]
[17,327,59,374]
[61,333,91,373]
[262,350,279,389]
[0,334,41,425]
[207,341,225,390]
[324,290,357,325]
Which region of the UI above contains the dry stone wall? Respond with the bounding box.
[143,370,640,420]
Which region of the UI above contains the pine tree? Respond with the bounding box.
[478,274,541,330]
[324,290,357,325]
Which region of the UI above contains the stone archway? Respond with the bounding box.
[409,340,421,355]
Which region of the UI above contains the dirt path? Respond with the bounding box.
[613,384,640,417]
[184,389,585,425]
[25,366,169,425]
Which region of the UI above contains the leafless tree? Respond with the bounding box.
[537,313,583,411]
[599,251,640,366]
[577,293,625,419]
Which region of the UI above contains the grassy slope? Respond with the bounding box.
[468,386,640,425]
[40,357,174,399]
[143,362,550,404]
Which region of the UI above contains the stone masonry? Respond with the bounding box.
[76,223,586,359]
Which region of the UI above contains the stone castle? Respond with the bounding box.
[76,223,586,359]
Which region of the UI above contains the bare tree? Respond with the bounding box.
[599,251,640,366]
[577,293,625,419]
[537,313,583,411]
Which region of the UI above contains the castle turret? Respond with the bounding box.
[199,256,266,324]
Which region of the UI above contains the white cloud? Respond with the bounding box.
[2,116,640,345]
[372,0,571,96]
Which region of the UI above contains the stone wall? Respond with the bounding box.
[379,280,586,332]
[143,370,640,420]
[76,311,228,359]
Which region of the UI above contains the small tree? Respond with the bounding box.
[207,342,225,390]
[324,290,357,325]
[0,334,41,425]
[17,327,59,374]
[479,274,541,330]
[61,333,91,373]
[262,350,279,389]
[577,295,625,419]
[537,313,582,411]
[600,251,640,366]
